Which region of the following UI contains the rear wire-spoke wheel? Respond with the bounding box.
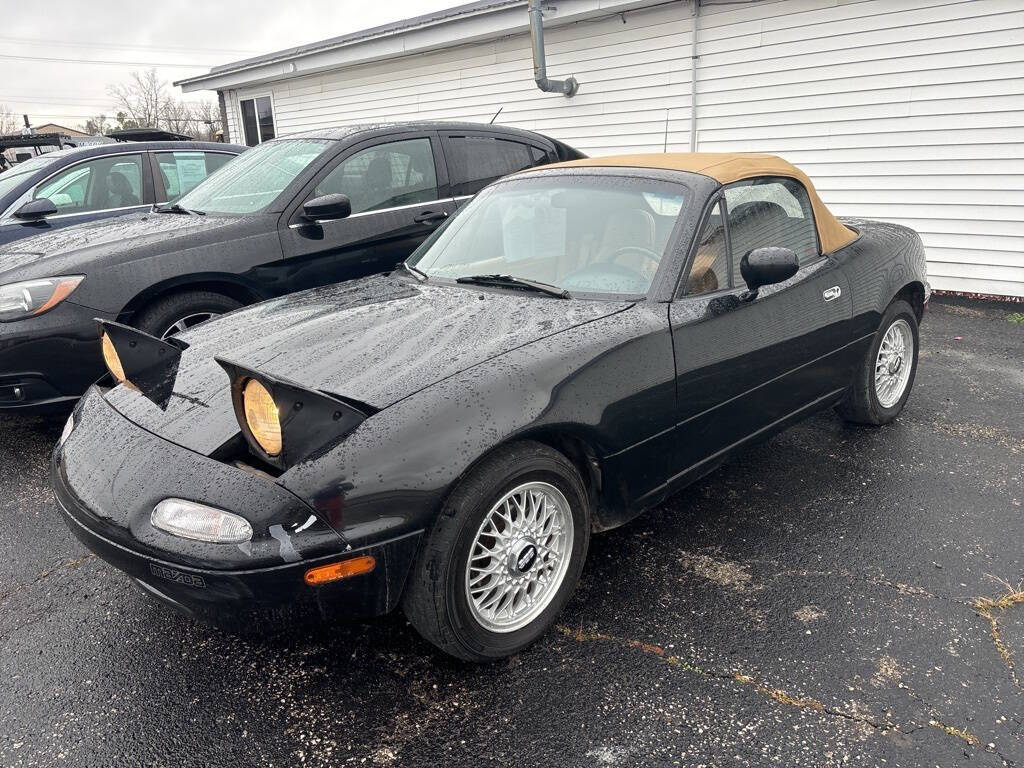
[465,482,574,633]
[873,318,914,408]
[838,298,919,425]
[403,441,590,662]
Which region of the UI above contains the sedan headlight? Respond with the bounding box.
[152,498,253,544]
[0,275,84,322]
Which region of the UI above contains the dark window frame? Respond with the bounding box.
[283,132,449,227]
[722,175,822,264]
[29,150,151,217]
[311,136,440,215]
[150,150,238,204]
[239,94,276,147]
[439,132,554,197]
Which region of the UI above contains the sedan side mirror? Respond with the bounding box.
[739,246,799,301]
[302,193,351,222]
[14,198,59,221]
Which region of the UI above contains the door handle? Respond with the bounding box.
[823,286,841,302]
[413,210,449,225]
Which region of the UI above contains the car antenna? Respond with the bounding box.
[489,106,504,125]
[663,108,669,152]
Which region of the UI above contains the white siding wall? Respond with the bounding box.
[224,0,1024,297]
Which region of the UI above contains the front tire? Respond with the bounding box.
[133,290,243,340]
[838,298,919,425]
[403,441,590,662]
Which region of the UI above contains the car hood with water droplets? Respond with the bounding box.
[104,274,633,455]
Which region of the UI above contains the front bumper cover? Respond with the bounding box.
[0,300,109,411]
[52,390,422,625]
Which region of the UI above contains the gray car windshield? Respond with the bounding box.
[0,154,61,199]
[175,139,330,215]
[410,175,688,296]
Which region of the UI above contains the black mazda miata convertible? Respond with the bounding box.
[52,153,929,661]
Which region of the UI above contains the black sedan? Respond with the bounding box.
[52,153,929,661]
[0,122,581,411]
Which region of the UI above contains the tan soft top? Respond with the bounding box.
[545,152,857,255]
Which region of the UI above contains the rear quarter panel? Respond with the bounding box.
[828,218,928,342]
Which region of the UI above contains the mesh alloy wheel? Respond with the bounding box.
[874,317,914,408]
[464,481,574,633]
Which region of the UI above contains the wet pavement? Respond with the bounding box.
[1,296,1021,767]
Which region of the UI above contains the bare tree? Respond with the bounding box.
[0,104,19,135]
[191,101,222,141]
[161,99,196,136]
[79,114,112,136]
[106,69,220,139]
[107,69,169,129]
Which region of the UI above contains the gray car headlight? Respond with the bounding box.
[0,275,84,322]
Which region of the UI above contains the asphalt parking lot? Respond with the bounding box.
[1,296,1021,768]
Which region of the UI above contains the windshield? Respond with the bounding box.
[175,139,330,215]
[410,175,689,296]
[0,154,61,199]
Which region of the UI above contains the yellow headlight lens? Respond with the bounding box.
[100,332,126,383]
[243,378,282,456]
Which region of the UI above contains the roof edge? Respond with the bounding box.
[175,0,667,92]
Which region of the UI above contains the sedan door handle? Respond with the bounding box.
[413,210,449,225]
[823,286,842,302]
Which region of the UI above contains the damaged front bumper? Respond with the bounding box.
[51,389,421,627]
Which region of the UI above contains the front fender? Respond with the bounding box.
[278,303,675,547]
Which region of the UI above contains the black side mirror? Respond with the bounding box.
[14,198,58,221]
[739,246,799,300]
[302,193,351,222]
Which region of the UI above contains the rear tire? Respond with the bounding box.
[133,290,242,340]
[837,298,919,425]
[403,441,590,662]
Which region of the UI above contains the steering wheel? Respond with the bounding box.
[609,245,661,276]
[560,261,650,294]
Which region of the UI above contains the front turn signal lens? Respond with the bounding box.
[152,498,253,544]
[243,378,282,456]
[100,331,126,383]
[304,555,376,586]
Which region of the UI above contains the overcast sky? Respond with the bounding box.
[0,0,466,131]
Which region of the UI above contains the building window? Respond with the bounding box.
[240,96,275,146]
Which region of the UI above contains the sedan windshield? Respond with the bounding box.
[410,175,689,296]
[175,139,330,215]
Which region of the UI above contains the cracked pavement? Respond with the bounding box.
[1,296,1021,767]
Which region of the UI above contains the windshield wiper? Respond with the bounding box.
[155,202,205,215]
[455,274,570,299]
[397,260,428,282]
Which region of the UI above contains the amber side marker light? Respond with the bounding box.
[304,555,376,586]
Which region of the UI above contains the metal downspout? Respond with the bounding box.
[690,0,699,151]
[528,0,579,97]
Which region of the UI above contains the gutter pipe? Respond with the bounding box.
[528,0,579,97]
[689,0,699,151]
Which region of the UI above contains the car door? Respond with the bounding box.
[438,130,554,210]
[278,132,456,292]
[0,152,153,241]
[666,177,853,481]
[150,150,236,204]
